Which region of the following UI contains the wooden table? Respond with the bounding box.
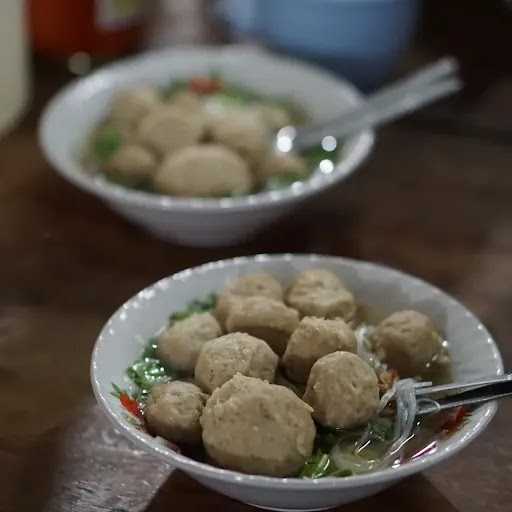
[1,3,511,511]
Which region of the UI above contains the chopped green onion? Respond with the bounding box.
[169,293,217,323]
[92,126,122,162]
[110,382,124,399]
[122,295,217,403]
[300,417,396,478]
[300,451,352,479]
[126,357,177,401]
[302,145,340,170]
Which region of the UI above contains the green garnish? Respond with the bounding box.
[368,417,394,443]
[169,293,217,323]
[110,382,124,399]
[126,359,174,399]
[300,418,395,479]
[125,338,179,402]
[302,145,340,170]
[122,295,217,401]
[300,451,352,479]
[92,125,122,162]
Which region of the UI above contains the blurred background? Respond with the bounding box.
[3,0,512,137]
[2,2,512,512]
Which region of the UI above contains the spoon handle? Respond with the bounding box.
[416,373,512,397]
[417,378,512,415]
[281,57,462,152]
[294,76,462,150]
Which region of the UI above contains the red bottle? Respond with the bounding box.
[29,0,146,59]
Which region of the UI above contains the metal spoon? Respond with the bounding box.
[275,57,463,154]
[416,373,512,415]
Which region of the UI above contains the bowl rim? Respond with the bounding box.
[91,253,503,490]
[90,253,503,490]
[39,45,375,213]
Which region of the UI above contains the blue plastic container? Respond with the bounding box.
[219,0,420,90]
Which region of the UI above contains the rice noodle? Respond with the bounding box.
[377,380,398,414]
[331,324,439,475]
[332,378,424,474]
[354,423,373,453]
[379,378,418,467]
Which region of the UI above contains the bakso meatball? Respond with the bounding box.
[168,90,203,113]
[304,351,379,429]
[257,153,308,182]
[154,145,253,198]
[145,381,207,444]
[109,86,161,129]
[290,268,347,292]
[104,144,157,181]
[254,104,293,131]
[194,333,278,393]
[209,112,270,168]
[215,273,284,327]
[372,310,443,378]
[282,317,357,383]
[157,312,222,373]
[286,268,356,322]
[137,106,204,156]
[226,297,300,355]
[201,374,316,477]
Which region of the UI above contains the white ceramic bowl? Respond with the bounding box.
[91,254,502,511]
[39,46,374,247]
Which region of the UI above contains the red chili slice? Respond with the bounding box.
[120,392,143,420]
[442,406,468,433]
[189,76,223,95]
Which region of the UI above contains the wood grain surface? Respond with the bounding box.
[1,2,511,511]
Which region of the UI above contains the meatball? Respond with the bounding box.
[215,273,284,327]
[201,374,316,476]
[253,104,292,131]
[257,153,308,182]
[226,296,299,355]
[209,112,270,168]
[104,144,157,181]
[194,333,278,393]
[288,287,356,322]
[289,268,347,293]
[168,90,203,113]
[304,351,379,429]
[109,86,161,129]
[145,381,207,444]
[372,310,443,378]
[154,145,253,198]
[137,106,204,156]
[286,269,356,322]
[282,317,357,383]
[157,312,222,373]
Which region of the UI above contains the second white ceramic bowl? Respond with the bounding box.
[40,46,374,247]
[91,254,502,510]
